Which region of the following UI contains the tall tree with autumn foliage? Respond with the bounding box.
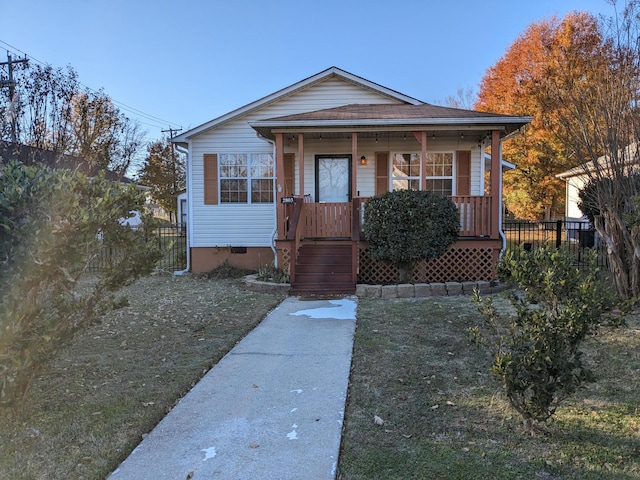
[540,1,640,299]
[479,2,640,299]
[137,137,185,221]
[475,12,605,220]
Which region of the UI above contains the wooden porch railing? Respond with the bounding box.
[451,195,492,237]
[283,195,494,240]
[279,196,492,286]
[302,202,352,238]
[356,195,494,238]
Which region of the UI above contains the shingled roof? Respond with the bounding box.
[264,103,517,122]
[0,141,134,184]
[250,103,532,140]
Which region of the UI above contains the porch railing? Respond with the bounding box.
[451,195,493,237]
[303,202,352,238]
[283,195,494,240]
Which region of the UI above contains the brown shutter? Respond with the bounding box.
[456,150,471,196]
[375,152,389,195]
[204,153,218,205]
[283,153,295,196]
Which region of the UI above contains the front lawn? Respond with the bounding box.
[0,274,285,479]
[338,296,640,479]
[1,277,638,479]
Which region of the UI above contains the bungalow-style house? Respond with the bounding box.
[172,67,531,294]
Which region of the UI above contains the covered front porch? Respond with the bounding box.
[250,104,529,293]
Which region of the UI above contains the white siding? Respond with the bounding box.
[283,137,486,199]
[566,176,587,220]
[189,77,405,248]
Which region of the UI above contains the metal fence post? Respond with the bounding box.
[556,220,562,248]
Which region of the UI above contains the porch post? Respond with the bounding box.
[490,129,501,239]
[298,133,304,196]
[421,131,427,190]
[351,132,358,198]
[275,132,285,239]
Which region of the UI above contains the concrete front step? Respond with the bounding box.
[289,283,356,295]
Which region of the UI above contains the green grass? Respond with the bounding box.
[0,274,285,479]
[1,279,638,479]
[338,296,640,480]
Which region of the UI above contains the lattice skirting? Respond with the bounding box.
[358,245,498,284]
[278,246,291,272]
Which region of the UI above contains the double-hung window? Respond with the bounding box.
[391,153,421,190]
[219,153,274,203]
[250,153,274,203]
[425,152,454,196]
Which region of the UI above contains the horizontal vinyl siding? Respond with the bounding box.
[191,203,275,247]
[189,77,407,247]
[470,148,484,196]
[282,137,486,199]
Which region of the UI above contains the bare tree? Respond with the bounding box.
[541,1,640,298]
[443,87,477,110]
[1,63,145,177]
[10,64,78,155]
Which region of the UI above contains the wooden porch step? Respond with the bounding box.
[291,242,356,295]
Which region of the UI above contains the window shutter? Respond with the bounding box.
[375,152,389,195]
[456,150,471,196]
[204,153,218,205]
[284,153,295,196]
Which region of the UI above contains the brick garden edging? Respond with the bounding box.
[244,275,506,298]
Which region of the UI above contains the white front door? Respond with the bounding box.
[315,155,351,202]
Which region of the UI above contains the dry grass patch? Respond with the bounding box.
[0,274,285,479]
[338,295,640,480]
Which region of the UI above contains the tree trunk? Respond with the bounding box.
[397,262,414,284]
[595,210,640,299]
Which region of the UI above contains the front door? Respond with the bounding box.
[315,155,352,202]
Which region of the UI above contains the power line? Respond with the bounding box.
[0,40,183,132]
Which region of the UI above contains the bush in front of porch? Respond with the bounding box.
[363,190,460,284]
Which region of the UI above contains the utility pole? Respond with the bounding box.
[161,127,182,139]
[0,53,28,144]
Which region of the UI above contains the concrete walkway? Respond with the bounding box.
[109,296,357,480]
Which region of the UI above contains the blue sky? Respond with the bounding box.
[0,0,614,139]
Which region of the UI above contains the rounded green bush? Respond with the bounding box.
[363,189,460,283]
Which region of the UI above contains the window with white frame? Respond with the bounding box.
[425,152,454,196]
[391,153,421,190]
[219,153,274,203]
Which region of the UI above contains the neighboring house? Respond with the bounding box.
[556,166,590,222]
[177,190,188,225]
[0,141,133,184]
[556,143,639,222]
[172,67,531,294]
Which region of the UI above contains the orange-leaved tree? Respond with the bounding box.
[475,12,605,220]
